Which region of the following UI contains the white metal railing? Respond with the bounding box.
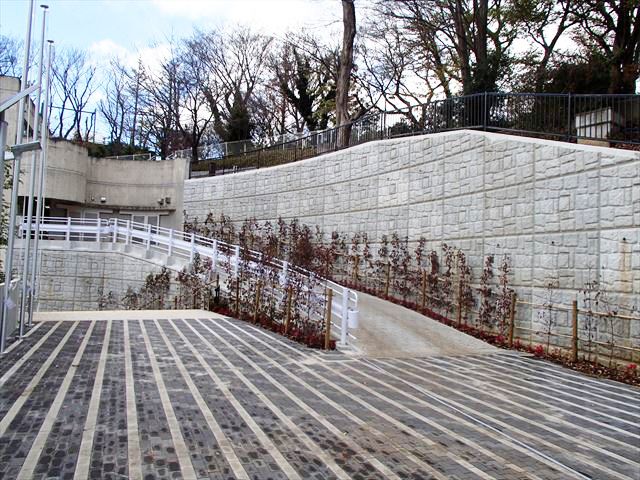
[22,217,359,344]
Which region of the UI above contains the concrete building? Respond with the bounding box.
[1,75,187,230]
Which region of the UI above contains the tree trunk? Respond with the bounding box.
[336,0,356,148]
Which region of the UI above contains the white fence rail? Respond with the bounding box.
[22,217,359,344]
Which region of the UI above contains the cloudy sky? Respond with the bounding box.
[1,0,349,140]
[1,0,344,68]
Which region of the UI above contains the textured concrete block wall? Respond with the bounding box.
[184,130,640,353]
[13,246,180,311]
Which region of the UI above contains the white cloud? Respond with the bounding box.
[151,0,341,37]
[88,39,171,73]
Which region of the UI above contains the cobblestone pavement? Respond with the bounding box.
[1,313,638,480]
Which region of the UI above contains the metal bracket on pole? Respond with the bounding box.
[0,83,39,114]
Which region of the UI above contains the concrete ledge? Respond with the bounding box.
[34,309,221,321]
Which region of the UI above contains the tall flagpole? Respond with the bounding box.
[19,3,48,334]
[1,0,35,349]
[28,39,54,325]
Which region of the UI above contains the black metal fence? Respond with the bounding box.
[188,92,640,178]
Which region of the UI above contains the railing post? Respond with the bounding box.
[189,233,195,262]
[483,92,488,131]
[280,260,288,285]
[96,219,101,244]
[66,217,71,242]
[146,223,152,250]
[111,220,117,244]
[234,245,240,277]
[235,276,240,317]
[567,93,573,142]
[212,240,218,272]
[571,300,578,362]
[340,286,348,346]
[508,292,517,348]
[168,229,174,256]
[125,220,131,245]
[324,288,333,350]
[284,286,292,335]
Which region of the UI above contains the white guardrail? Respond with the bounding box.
[22,217,359,344]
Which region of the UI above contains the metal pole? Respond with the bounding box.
[21,5,48,329]
[2,0,35,348]
[567,93,572,142]
[0,114,7,231]
[28,39,53,321]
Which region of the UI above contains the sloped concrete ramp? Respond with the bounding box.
[350,291,499,357]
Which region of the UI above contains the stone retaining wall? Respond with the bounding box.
[184,130,640,358]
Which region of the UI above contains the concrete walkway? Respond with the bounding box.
[1,313,637,480]
[351,291,499,357]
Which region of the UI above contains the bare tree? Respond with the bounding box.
[99,60,133,146]
[336,0,356,146]
[358,13,444,127]
[0,35,21,77]
[50,47,98,140]
[192,27,273,142]
[175,37,216,160]
[137,53,183,158]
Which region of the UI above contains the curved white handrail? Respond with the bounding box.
[22,217,358,344]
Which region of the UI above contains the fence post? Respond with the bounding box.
[571,300,578,362]
[235,276,240,317]
[66,217,71,242]
[112,220,117,244]
[340,287,348,345]
[126,220,131,245]
[456,276,463,326]
[508,292,517,348]
[284,287,293,334]
[234,245,240,277]
[253,281,262,323]
[168,229,174,256]
[353,255,359,284]
[146,224,151,250]
[567,93,572,142]
[189,233,195,262]
[324,288,333,350]
[96,220,101,244]
[384,262,391,297]
[212,240,218,272]
[421,269,427,310]
[483,92,488,131]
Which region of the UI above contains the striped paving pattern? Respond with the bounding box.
[0,314,638,480]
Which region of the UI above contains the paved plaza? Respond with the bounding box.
[0,311,638,480]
